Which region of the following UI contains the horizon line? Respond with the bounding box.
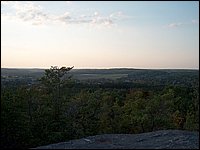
[1,66,199,70]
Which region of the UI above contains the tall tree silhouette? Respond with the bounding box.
[40,66,74,120]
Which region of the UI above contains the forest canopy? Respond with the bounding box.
[1,67,199,148]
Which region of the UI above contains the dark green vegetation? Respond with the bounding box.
[1,67,199,148]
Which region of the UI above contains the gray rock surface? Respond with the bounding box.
[33,130,199,149]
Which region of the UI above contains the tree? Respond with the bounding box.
[40,66,74,121]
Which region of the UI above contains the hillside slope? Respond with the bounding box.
[33,130,199,149]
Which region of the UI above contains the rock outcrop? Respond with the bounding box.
[33,130,199,149]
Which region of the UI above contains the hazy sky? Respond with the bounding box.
[1,1,199,69]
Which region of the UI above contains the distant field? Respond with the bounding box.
[1,68,198,81]
[73,73,128,80]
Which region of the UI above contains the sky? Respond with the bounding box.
[1,1,199,69]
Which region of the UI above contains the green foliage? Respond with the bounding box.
[184,112,199,131]
[40,66,73,120]
[1,67,199,148]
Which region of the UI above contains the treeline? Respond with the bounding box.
[1,67,199,148]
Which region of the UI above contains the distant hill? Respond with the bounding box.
[1,68,45,78]
[1,68,199,81]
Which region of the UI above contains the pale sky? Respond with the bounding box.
[1,1,199,69]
